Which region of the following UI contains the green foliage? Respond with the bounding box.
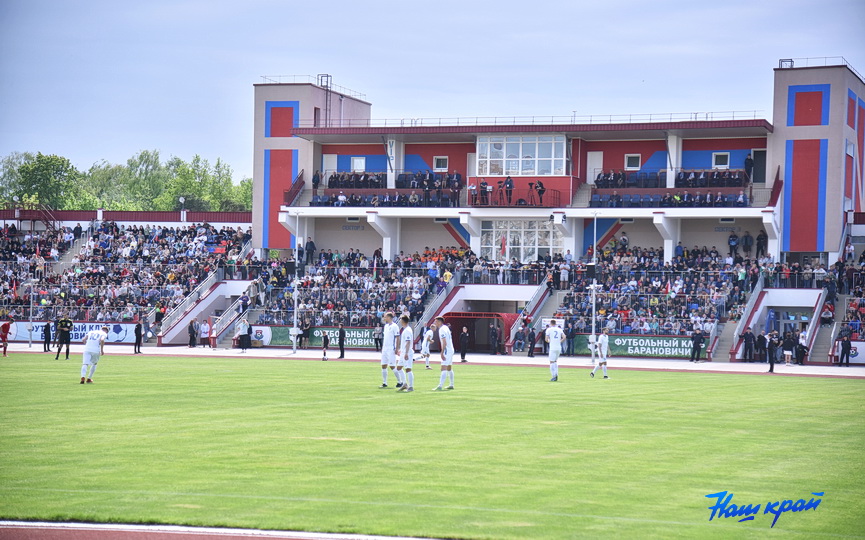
[1,150,252,212]
[0,356,862,539]
[14,153,80,209]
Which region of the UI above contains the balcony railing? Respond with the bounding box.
[467,187,561,208]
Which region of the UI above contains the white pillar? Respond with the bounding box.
[653,212,679,263]
[459,212,481,255]
[386,139,404,189]
[666,133,682,189]
[762,209,781,262]
[366,212,401,260]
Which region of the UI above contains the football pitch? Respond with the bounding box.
[0,354,863,539]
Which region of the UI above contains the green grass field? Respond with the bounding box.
[0,353,863,539]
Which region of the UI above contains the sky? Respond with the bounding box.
[1,0,863,181]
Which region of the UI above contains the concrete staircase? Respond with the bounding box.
[711,322,736,362]
[571,183,593,207]
[511,289,563,357]
[809,324,837,363]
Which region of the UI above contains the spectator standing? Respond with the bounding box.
[527,327,536,357]
[767,331,780,372]
[188,318,198,348]
[756,330,767,363]
[782,332,797,366]
[744,154,754,182]
[459,326,470,362]
[690,329,704,362]
[488,323,498,355]
[740,326,755,362]
[304,237,316,265]
[755,230,768,259]
[504,176,514,205]
[838,336,851,366]
[373,325,383,351]
[200,319,211,348]
[728,232,739,258]
[796,331,808,365]
[43,321,52,353]
[133,320,143,354]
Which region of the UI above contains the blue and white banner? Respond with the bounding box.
[6,321,138,344]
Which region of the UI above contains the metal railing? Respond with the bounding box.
[508,280,550,348]
[412,272,462,338]
[778,57,863,82]
[211,279,261,342]
[291,110,765,129]
[283,169,305,206]
[729,274,765,360]
[467,187,561,208]
[259,75,367,100]
[156,271,220,337]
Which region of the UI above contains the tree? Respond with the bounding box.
[0,151,34,204]
[15,153,81,209]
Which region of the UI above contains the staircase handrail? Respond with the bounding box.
[412,272,462,337]
[157,271,219,337]
[729,273,765,359]
[212,279,262,340]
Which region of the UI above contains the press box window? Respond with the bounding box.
[624,154,641,170]
[433,156,449,172]
[351,157,366,172]
[712,152,730,169]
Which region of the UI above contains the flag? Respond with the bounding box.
[373,258,377,279]
[500,234,506,258]
[665,280,675,299]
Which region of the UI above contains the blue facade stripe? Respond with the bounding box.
[291,149,298,250]
[787,84,831,126]
[263,149,271,248]
[447,218,470,244]
[582,218,618,255]
[264,100,300,137]
[817,139,828,251]
[783,140,794,252]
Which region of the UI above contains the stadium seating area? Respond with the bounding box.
[0,221,253,328]
[590,189,750,208]
[593,169,748,189]
[311,188,461,208]
[255,252,440,327]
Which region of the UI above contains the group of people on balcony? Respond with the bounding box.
[601,189,749,208]
[469,177,547,206]
[313,171,387,190]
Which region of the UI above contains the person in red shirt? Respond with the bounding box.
[0,317,12,357]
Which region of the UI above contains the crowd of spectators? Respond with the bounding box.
[0,220,253,331]
[593,169,748,190]
[310,170,463,208]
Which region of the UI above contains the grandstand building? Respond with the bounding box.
[253,60,864,267]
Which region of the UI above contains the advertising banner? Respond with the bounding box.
[572,334,701,359]
[247,326,376,349]
[7,321,138,344]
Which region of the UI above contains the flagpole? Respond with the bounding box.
[292,210,299,355]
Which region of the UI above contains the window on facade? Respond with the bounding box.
[433,156,449,171]
[712,152,730,169]
[476,136,566,176]
[351,157,366,172]
[480,219,564,263]
[624,154,641,170]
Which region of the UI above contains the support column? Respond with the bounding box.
[366,212,401,260]
[653,212,679,263]
[459,211,481,255]
[550,211,578,259]
[666,133,682,188]
[567,216,585,262]
[386,139,404,189]
[762,209,781,262]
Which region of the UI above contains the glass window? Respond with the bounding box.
[712,152,730,169]
[476,135,567,176]
[537,160,552,175]
[625,154,641,170]
[433,156,448,171]
[538,142,552,159]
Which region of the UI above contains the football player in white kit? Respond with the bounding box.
[397,315,415,392]
[433,317,455,390]
[80,325,108,384]
[420,323,434,370]
[380,312,403,388]
[545,320,565,382]
[590,328,611,379]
